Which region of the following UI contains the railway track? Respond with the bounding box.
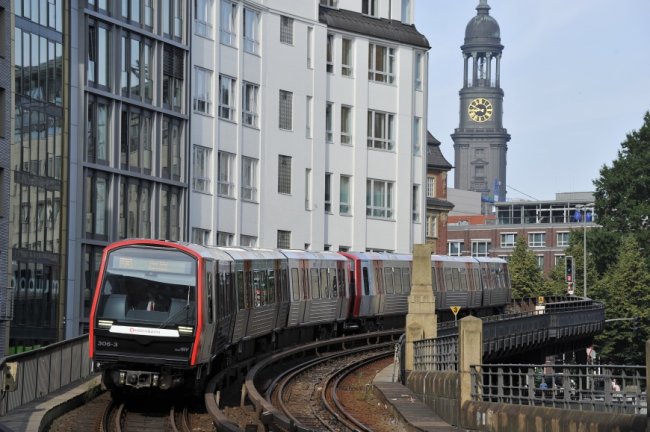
[100,399,192,432]
[271,348,391,431]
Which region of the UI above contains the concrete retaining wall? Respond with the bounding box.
[405,370,459,426]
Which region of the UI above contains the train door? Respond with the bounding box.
[198,260,217,362]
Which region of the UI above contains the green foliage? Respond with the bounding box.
[590,236,650,365]
[508,237,545,298]
[542,260,567,297]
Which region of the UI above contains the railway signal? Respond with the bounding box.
[565,256,574,283]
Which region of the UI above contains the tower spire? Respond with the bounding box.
[477,0,490,14]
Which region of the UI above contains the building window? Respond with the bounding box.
[162,0,183,40]
[85,171,108,239]
[278,155,292,194]
[242,82,259,127]
[362,0,378,16]
[326,34,334,73]
[217,231,233,246]
[536,255,544,270]
[426,215,437,238]
[306,96,313,138]
[367,110,394,150]
[412,185,420,222]
[193,66,213,114]
[192,145,211,193]
[528,232,546,247]
[341,38,353,76]
[160,185,182,240]
[279,90,293,130]
[220,0,237,46]
[217,151,235,197]
[341,105,352,145]
[307,26,314,68]
[192,228,210,245]
[240,235,257,247]
[448,241,464,256]
[162,45,184,112]
[426,176,435,198]
[121,34,154,101]
[413,117,421,155]
[161,116,183,181]
[325,102,333,143]
[325,173,332,212]
[218,74,235,120]
[366,179,394,219]
[472,240,490,257]
[340,175,351,215]
[557,232,570,247]
[555,255,565,267]
[88,20,110,88]
[86,95,110,164]
[280,16,293,44]
[120,107,153,174]
[368,43,395,83]
[500,233,517,248]
[241,156,258,201]
[277,230,291,249]
[119,178,152,239]
[194,0,214,38]
[414,51,423,90]
[243,8,260,54]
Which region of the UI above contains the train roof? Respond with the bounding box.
[279,249,349,261]
[432,255,476,263]
[339,251,412,262]
[474,256,508,264]
[218,246,286,261]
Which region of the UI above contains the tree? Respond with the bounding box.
[542,260,567,297]
[508,237,545,298]
[590,236,650,365]
[594,111,650,264]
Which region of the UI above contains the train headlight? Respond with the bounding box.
[119,371,126,385]
[177,326,193,335]
[98,320,113,329]
[152,374,159,387]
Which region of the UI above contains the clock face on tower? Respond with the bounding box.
[468,98,493,122]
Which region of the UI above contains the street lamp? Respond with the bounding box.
[575,203,594,298]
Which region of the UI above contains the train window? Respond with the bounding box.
[430,267,438,292]
[329,269,337,297]
[349,269,355,296]
[252,271,261,307]
[290,268,300,300]
[362,267,370,295]
[321,268,329,297]
[459,267,468,291]
[245,271,254,308]
[401,268,411,294]
[376,268,384,294]
[268,270,276,303]
[237,271,245,309]
[281,268,289,302]
[384,268,394,294]
[443,268,454,291]
[310,268,320,299]
[206,272,214,323]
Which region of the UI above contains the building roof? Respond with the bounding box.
[427,132,452,170]
[319,6,430,49]
[464,0,501,45]
[427,197,455,210]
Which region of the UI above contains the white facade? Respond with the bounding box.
[189,0,428,253]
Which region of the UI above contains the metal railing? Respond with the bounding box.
[413,334,458,372]
[471,364,646,414]
[0,335,93,416]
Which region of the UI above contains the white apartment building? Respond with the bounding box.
[190,0,429,253]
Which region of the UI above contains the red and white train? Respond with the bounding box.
[89,239,510,393]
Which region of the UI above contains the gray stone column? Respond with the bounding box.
[458,316,482,409]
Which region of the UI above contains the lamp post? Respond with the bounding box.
[575,203,594,298]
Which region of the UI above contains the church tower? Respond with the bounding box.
[452,0,510,204]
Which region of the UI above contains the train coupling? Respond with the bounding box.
[113,370,182,390]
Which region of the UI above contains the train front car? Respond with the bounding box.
[89,240,205,393]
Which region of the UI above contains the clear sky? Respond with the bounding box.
[415,0,650,201]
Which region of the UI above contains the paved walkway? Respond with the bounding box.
[373,364,465,432]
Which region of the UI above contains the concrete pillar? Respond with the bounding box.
[458,316,482,409]
[405,244,436,371]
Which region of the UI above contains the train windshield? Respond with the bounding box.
[95,246,197,327]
